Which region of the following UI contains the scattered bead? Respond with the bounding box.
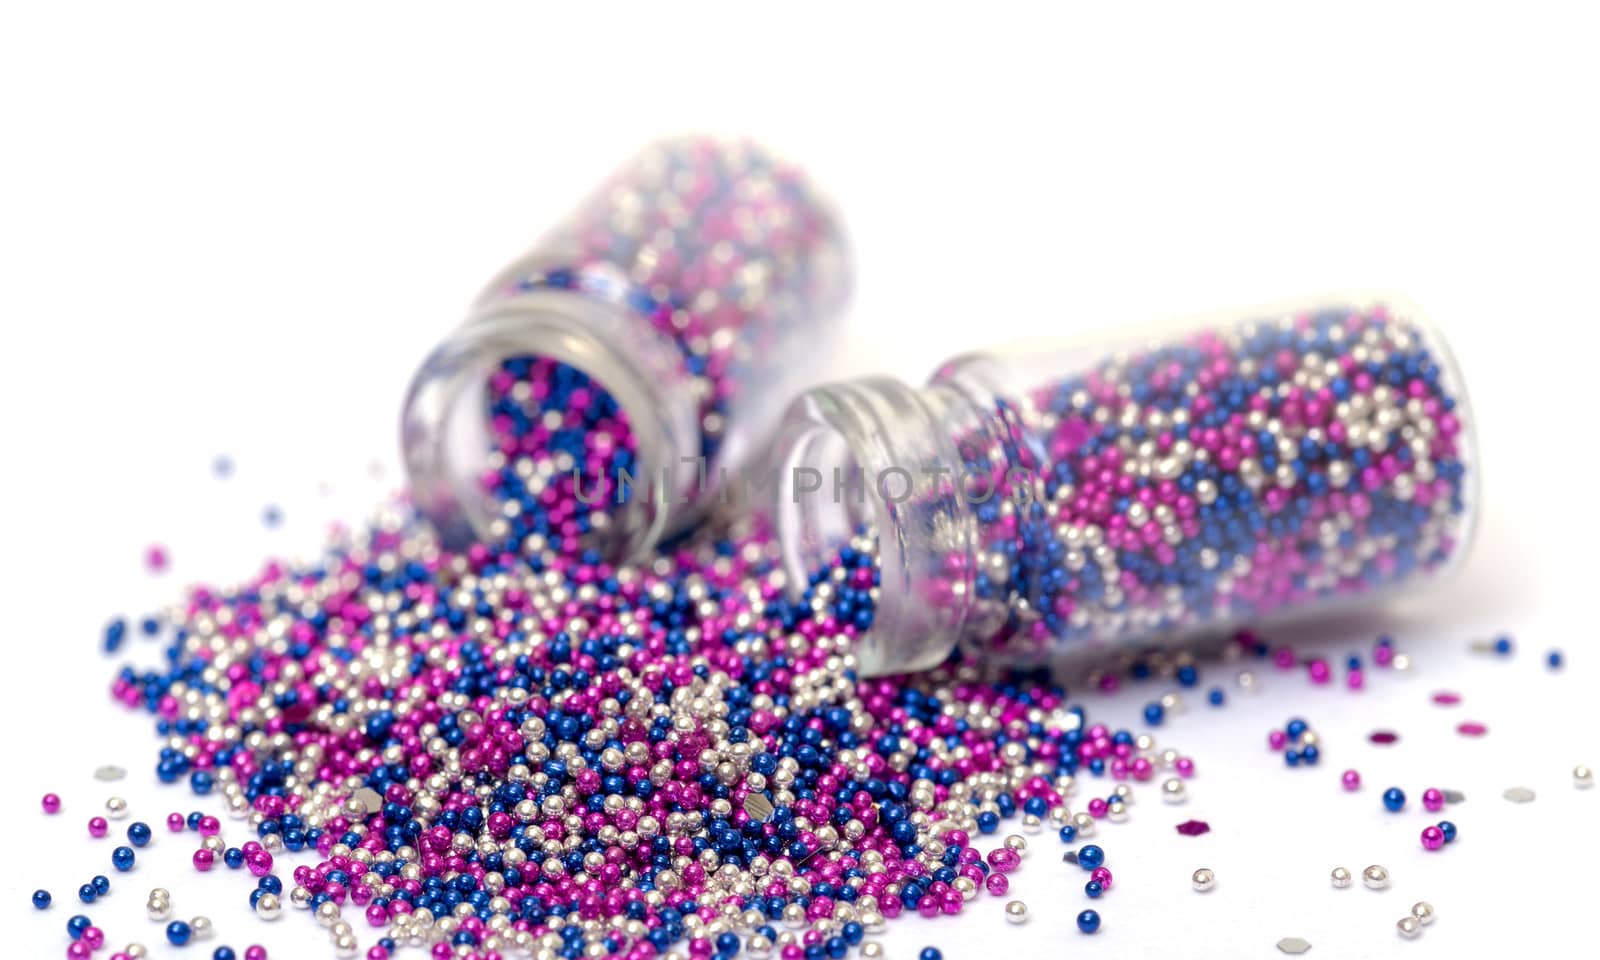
[166,922,191,947]
[1422,787,1445,812]
[1363,864,1390,889]
[1076,909,1101,934]
[88,817,108,838]
[1341,769,1361,791]
[1397,916,1421,938]
[1576,766,1594,789]
[1412,902,1435,925]
[33,889,52,909]
[1420,825,1445,850]
[1004,900,1028,924]
[1437,820,1458,842]
[42,793,62,814]
[1331,866,1353,889]
[1383,787,1406,812]
[1192,867,1216,892]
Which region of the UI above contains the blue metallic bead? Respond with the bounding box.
[112,846,136,871]
[920,949,943,960]
[167,920,192,945]
[32,889,52,909]
[1382,787,1406,812]
[1547,649,1564,670]
[1438,820,1457,842]
[1058,824,1077,843]
[1285,748,1301,767]
[91,876,110,896]
[1285,718,1307,739]
[258,875,283,894]
[1493,634,1513,655]
[1207,687,1225,706]
[1143,702,1164,726]
[127,822,152,847]
[213,948,237,960]
[67,915,91,938]
[1085,880,1104,898]
[1300,744,1320,766]
[224,847,245,869]
[976,811,999,834]
[1077,909,1102,933]
[77,884,96,903]
[1076,844,1105,869]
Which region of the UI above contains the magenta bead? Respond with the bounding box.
[1346,668,1365,690]
[82,928,104,950]
[67,942,90,960]
[1087,797,1109,818]
[193,848,215,871]
[1090,866,1112,888]
[1175,756,1195,778]
[246,948,269,960]
[1308,658,1332,684]
[111,955,132,960]
[167,812,186,832]
[87,816,108,838]
[368,949,389,960]
[1422,788,1444,812]
[1420,825,1445,850]
[987,847,1020,873]
[42,793,61,814]
[1341,769,1361,791]
[247,849,274,877]
[985,873,1009,895]
[198,815,221,836]
[1268,730,1288,751]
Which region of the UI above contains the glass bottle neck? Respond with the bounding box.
[400,287,699,558]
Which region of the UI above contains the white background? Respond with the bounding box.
[2,3,1597,958]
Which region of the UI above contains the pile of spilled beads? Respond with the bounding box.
[102,501,1196,959]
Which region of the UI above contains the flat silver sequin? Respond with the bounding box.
[1277,937,1313,954]
[1442,789,1466,804]
[351,788,384,815]
[94,765,127,782]
[744,793,775,823]
[1503,786,1536,803]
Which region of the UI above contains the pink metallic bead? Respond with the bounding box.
[245,947,269,960]
[1090,866,1112,888]
[1422,788,1444,812]
[987,847,1020,873]
[1308,658,1332,684]
[88,817,108,838]
[193,848,215,871]
[42,793,61,814]
[1273,647,1296,669]
[198,815,221,836]
[1341,769,1361,791]
[1087,797,1109,818]
[1420,825,1445,850]
[1175,756,1195,778]
[67,942,90,960]
[81,928,104,950]
[368,948,389,960]
[985,873,1009,895]
[167,812,186,832]
[247,848,275,877]
[1268,730,1288,751]
[1373,644,1395,666]
[1346,668,1365,690]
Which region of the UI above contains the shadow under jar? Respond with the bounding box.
[772,298,1478,675]
[403,137,852,559]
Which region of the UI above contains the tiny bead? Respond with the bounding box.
[42,793,62,814]
[1382,787,1406,812]
[167,922,192,946]
[1420,825,1445,850]
[33,889,53,909]
[1341,769,1361,791]
[1422,788,1444,812]
[1076,909,1101,934]
[88,817,109,838]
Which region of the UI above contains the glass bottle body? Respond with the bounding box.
[775,298,1477,675]
[403,137,851,558]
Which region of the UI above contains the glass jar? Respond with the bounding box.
[402,137,851,558]
[772,298,1477,675]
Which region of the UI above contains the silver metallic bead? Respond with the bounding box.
[860,944,885,960]
[1236,670,1257,691]
[1363,865,1390,890]
[1411,902,1434,925]
[1021,813,1043,833]
[1192,867,1216,892]
[1106,800,1128,822]
[1162,778,1187,804]
[1004,900,1028,924]
[125,947,147,960]
[334,933,358,957]
[148,888,170,901]
[146,899,172,921]
[1396,916,1420,938]
[255,892,282,920]
[316,900,342,926]
[106,796,129,819]
[1576,765,1595,789]
[746,935,773,957]
[1331,866,1352,889]
[290,885,313,909]
[1111,783,1134,804]
[189,916,213,940]
[1392,653,1412,671]
[1003,834,1027,854]
[1071,812,1096,836]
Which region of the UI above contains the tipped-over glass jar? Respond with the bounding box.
[773,298,1477,675]
[402,136,851,558]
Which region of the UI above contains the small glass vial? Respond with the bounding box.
[402,137,851,558]
[773,298,1477,675]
